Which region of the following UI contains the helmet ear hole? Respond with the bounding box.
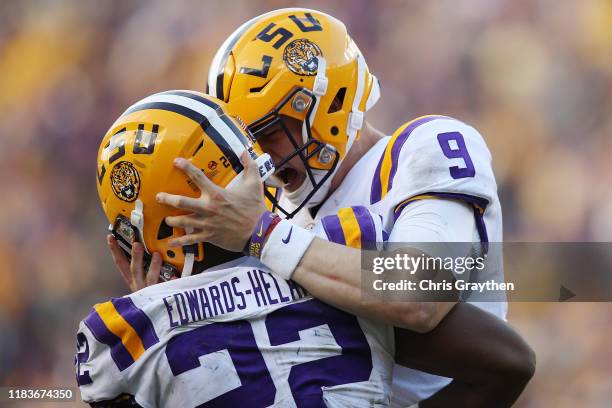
[157,219,174,240]
[327,87,347,114]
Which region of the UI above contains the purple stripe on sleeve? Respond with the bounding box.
[351,206,377,250]
[321,214,346,246]
[111,297,159,350]
[422,192,489,210]
[386,116,446,194]
[83,308,134,371]
[472,207,489,254]
[370,155,385,204]
[393,192,489,221]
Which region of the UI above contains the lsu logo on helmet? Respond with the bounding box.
[110,160,141,202]
[283,38,322,76]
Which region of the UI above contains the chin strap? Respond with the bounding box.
[130,199,150,253]
[181,226,195,278]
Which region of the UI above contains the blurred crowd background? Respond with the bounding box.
[0,0,610,406]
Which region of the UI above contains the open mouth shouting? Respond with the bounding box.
[274,164,305,192]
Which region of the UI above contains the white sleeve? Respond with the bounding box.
[76,320,126,404]
[389,198,507,321]
[388,199,476,243]
[388,198,479,282]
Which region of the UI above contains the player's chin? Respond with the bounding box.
[276,166,306,192]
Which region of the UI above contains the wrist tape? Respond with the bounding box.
[260,219,315,280]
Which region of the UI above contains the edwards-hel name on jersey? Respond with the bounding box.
[76,209,394,408]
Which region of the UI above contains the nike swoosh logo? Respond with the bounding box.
[282,226,293,244]
[256,221,264,237]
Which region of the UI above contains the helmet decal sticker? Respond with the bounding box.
[288,13,322,33]
[110,161,141,202]
[239,55,273,78]
[97,164,106,185]
[283,39,323,76]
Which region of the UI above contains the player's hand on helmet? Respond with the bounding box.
[107,235,161,292]
[157,151,267,252]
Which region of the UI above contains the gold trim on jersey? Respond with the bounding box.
[94,301,147,362]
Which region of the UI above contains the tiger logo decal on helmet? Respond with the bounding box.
[110,161,141,202]
[283,39,322,76]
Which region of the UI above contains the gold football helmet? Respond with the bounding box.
[207,8,380,216]
[96,90,274,280]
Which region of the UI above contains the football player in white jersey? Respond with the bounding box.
[151,9,534,407]
[83,90,397,407]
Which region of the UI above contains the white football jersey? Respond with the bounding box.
[283,115,506,405]
[76,209,394,408]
